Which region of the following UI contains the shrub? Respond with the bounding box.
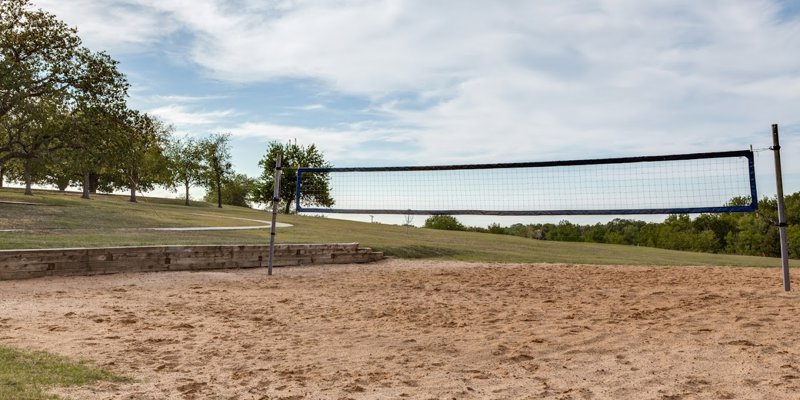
[424,215,465,231]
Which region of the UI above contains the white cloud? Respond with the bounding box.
[294,104,326,111]
[153,95,228,103]
[150,105,236,127]
[226,121,413,163]
[30,0,800,190]
[162,1,797,151]
[32,0,178,52]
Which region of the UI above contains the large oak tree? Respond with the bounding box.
[0,0,128,195]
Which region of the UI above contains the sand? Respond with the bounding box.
[0,259,798,399]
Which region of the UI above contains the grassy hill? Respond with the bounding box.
[1,187,797,268]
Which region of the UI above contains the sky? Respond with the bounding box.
[28,0,800,224]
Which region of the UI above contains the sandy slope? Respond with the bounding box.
[0,260,798,399]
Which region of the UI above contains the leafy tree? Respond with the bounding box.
[692,230,721,253]
[622,224,641,245]
[725,215,764,255]
[604,231,625,245]
[165,135,203,205]
[581,223,605,243]
[649,214,693,251]
[203,172,256,208]
[424,215,465,231]
[0,101,127,197]
[199,133,232,208]
[487,223,505,234]
[2,146,69,191]
[67,51,129,199]
[788,225,800,259]
[548,220,581,242]
[472,193,798,259]
[692,214,727,252]
[256,141,333,214]
[0,0,128,196]
[784,192,800,225]
[0,0,82,119]
[506,223,535,238]
[0,0,126,133]
[68,106,126,199]
[780,193,800,259]
[638,223,659,247]
[99,111,171,202]
[0,93,68,194]
[40,148,71,190]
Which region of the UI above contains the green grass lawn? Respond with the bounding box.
[1,187,797,267]
[0,346,128,400]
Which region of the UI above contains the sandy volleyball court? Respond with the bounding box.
[1,260,798,399]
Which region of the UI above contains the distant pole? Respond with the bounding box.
[771,124,790,292]
[268,153,283,276]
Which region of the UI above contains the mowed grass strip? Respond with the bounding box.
[1,188,798,267]
[0,345,128,400]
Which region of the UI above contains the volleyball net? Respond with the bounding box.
[295,150,758,216]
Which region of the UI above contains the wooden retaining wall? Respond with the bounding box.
[0,243,384,280]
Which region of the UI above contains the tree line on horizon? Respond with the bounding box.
[0,0,333,210]
[424,193,800,259]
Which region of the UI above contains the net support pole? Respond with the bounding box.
[268,153,283,276]
[771,124,791,292]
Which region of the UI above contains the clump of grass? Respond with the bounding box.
[0,345,128,400]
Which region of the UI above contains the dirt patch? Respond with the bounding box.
[1,260,798,399]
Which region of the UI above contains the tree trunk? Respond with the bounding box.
[24,158,32,196]
[82,172,90,199]
[0,165,4,188]
[129,173,137,203]
[283,186,293,214]
[184,181,190,206]
[55,174,69,192]
[216,173,222,208]
[89,172,99,194]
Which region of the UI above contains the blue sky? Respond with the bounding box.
[31,0,800,217]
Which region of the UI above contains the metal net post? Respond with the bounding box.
[268,153,282,276]
[772,124,791,292]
